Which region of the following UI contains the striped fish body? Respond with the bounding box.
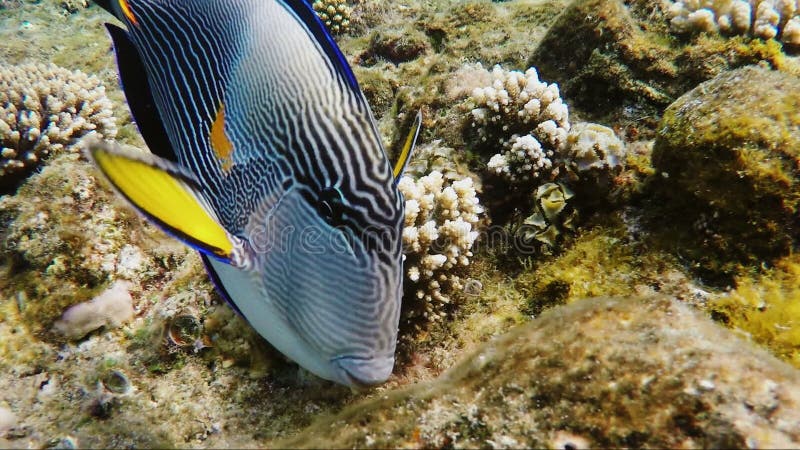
[92,0,404,386]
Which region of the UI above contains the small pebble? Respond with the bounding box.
[698,378,715,391]
[463,279,483,296]
[0,406,17,436]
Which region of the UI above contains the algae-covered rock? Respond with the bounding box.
[360,28,431,66]
[282,296,800,448]
[531,0,677,112]
[529,0,797,126]
[650,65,800,277]
[0,153,139,336]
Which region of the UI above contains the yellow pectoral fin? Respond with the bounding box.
[87,140,233,259]
[393,110,423,180]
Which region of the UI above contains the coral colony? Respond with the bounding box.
[667,0,800,44]
[0,62,116,190]
[397,171,483,327]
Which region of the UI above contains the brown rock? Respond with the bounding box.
[281,296,800,448]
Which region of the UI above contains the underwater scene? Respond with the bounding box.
[1,0,800,447]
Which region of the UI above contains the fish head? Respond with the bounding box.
[243,181,403,387]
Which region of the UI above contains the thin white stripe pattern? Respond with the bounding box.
[121,0,404,368]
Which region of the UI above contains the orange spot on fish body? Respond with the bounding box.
[210,103,235,172]
[118,0,138,26]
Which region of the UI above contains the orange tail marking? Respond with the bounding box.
[210,103,235,172]
[118,0,138,26]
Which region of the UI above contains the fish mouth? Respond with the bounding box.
[332,355,394,388]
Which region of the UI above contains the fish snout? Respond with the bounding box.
[332,355,394,387]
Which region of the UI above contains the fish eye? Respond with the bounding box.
[320,199,335,221]
[317,187,347,227]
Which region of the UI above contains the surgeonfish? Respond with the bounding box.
[87,0,421,387]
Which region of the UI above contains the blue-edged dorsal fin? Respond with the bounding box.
[92,0,114,16]
[393,110,423,182]
[281,0,360,93]
[105,23,178,163]
[85,139,235,262]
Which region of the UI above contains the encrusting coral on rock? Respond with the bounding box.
[564,122,626,173]
[397,171,483,329]
[666,0,800,45]
[0,62,116,192]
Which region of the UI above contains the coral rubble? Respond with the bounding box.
[53,280,134,340]
[0,406,15,438]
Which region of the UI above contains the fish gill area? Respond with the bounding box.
[1,0,800,447]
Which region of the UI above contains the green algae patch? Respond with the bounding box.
[512,217,690,314]
[712,254,800,368]
[0,292,54,373]
[650,66,800,281]
[279,296,800,448]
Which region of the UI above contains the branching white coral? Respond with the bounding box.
[469,65,571,185]
[470,65,570,148]
[312,0,352,34]
[398,171,483,327]
[486,134,557,183]
[666,0,800,45]
[0,62,116,186]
